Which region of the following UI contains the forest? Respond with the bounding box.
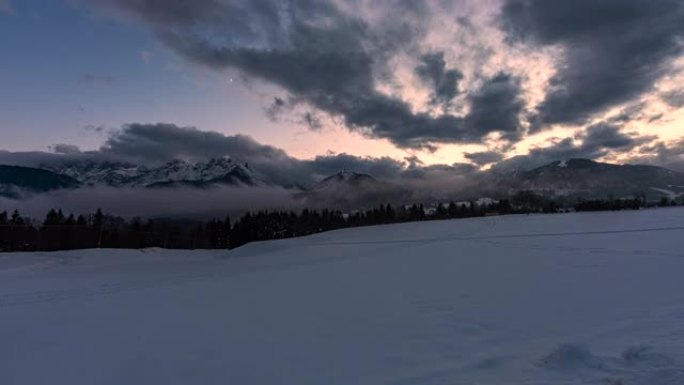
[0,193,679,252]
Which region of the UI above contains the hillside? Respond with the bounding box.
[2,208,684,384]
[481,158,684,200]
[0,165,80,197]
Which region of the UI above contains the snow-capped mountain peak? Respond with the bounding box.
[50,158,261,188]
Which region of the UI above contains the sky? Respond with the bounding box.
[1,0,684,172]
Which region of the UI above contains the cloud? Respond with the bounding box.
[98,123,314,186]
[415,51,463,108]
[581,123,641,150]
[302,153,406,181]
[50,144,82,155]
[464,151,504,166]
[100,123,286,164]
[89,0,525,150]
[301,112,323,131]
[662,90,684,108]
[494,123,656,171]
[627,138,684,172]
[465,72,524,142]
[0,185,301,219]
[501,0,684,128]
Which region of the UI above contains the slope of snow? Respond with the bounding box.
[2,208,684,384]
[650,186,684,200]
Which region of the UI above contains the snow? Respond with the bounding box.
[52,157,260,187]
[2,208,684,384]
[650,186,684,200]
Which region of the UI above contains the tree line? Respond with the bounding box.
[1,192,681,252]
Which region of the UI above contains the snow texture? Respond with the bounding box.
[2,208,684,384]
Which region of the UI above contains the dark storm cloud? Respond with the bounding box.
[581,123,641,150]
[501,0,684,128]
[302,153,406,180]
[464,151,504,166]
[100,123,289,165]
[415,52,463,107]
[98,123,314,186]
[50,144,82,155]
[465,72,524,141]
[92,0,524,149]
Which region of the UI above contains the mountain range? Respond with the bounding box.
[298,170,411,210]
[1,157,683,204]
[478,158,684,201]
[44,157,262,188]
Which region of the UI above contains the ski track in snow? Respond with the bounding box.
[2,208,684,384]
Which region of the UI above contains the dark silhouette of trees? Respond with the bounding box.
[0,193,675,252]
[575,198,642,212]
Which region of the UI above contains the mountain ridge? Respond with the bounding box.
[0,165,81,198]
[45,157,263,188]
[1,157,683,204]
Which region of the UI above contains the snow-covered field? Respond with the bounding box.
[2,208,684,384]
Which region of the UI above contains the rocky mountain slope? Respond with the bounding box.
[0,165,80,198]
[47,157,262,188]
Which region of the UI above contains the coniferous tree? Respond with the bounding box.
[447,201,458,218]
[436,203,448,219]
[0,211,8,251]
